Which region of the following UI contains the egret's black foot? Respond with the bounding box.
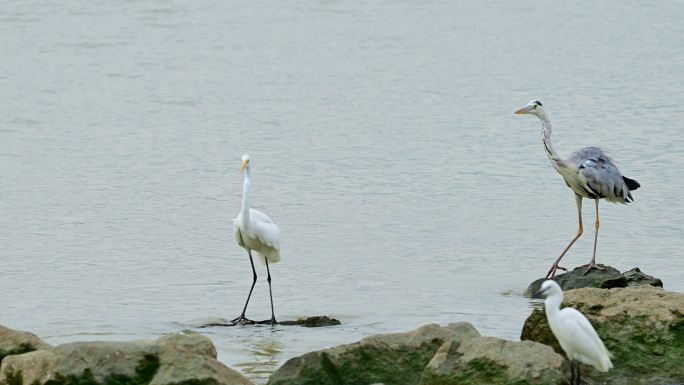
[578,261,605,275]
[545,264,568,279]
[230,315,255,325]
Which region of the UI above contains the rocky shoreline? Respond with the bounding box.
[2,267,682,385]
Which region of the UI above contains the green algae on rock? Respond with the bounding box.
[521,286,684,385]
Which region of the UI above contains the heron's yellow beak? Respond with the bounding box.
[240,160,249,172]
[514,107,528,115]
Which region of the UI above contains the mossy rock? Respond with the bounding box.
[521,286,684,385]
[419,337,567,385]
[0,330,253,385]
[0,325,51,365]
[267,323,480,385]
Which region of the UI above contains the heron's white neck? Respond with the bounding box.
[538,112,563,164]
[544,291,563,321]
[240,169,251,226]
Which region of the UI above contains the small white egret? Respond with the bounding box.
[232,154,281,325]
[535,280,613,384]
[516,100,640,278]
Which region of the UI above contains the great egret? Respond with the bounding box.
[232,154,281,325]
[535,280,613,385]
[515,100,640,278]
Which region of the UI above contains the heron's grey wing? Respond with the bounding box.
[571,148,634,203]
[567,147,605,167]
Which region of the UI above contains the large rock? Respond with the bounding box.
[419,337,567,385]
[0,325,50,365]
[526,265,662,295]
[267,322,481,385]
[0,330,254,385]
[521,286,684,385]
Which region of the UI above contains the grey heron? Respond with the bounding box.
[535,280,613,385]
[516,100,640,278]
[232,154,281,325]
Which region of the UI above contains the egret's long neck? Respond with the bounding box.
[240,170,251,225]
[539,112,562,163]
[544,292,563,321]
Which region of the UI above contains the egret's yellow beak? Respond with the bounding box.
[240,160,249,172]
[514,107,529,115]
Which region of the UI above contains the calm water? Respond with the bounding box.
[1,1,683,383]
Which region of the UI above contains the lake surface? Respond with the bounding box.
[1,0,682,383]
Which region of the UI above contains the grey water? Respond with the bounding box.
[1,0,682,383]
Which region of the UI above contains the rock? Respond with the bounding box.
[622,267,663,287]
[267,322,481,385]
[0,330,254,385]
[198,315,341,328]
[521,286,684,385]
[278,316,341,327]
[0,325,51,365]
[420,337,567,385]
[525,265,663,295]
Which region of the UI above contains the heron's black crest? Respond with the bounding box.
[534,100,543,106]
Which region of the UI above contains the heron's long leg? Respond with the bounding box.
[232,250,257,324]
[546,195,584,278]
[579,199,607,274]
[265,258,277,325]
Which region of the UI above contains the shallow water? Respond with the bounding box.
[1,0,683,383]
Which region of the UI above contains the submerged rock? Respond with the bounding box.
[0,325,50,365]
[279,316,341,327]
[198,315,341,328]
[521,286,684,385]
[525,265,662,295]
[420,336,566,385]
[267,322,480,385]
[0,330,254,385]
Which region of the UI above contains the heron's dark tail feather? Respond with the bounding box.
[623,177,640,191]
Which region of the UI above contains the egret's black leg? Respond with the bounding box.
[569,361,576,385]
[265,258,277,325]
[232,250,257,324]
[576,362,581,385]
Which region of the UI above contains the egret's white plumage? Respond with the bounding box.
[233,155,281,265]
[231,154,281,324]
[537,280,613,384]
[515,100,640,278]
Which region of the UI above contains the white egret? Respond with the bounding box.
[516,100,640,278]
[535,280,613,385]
[232,154,281,325]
